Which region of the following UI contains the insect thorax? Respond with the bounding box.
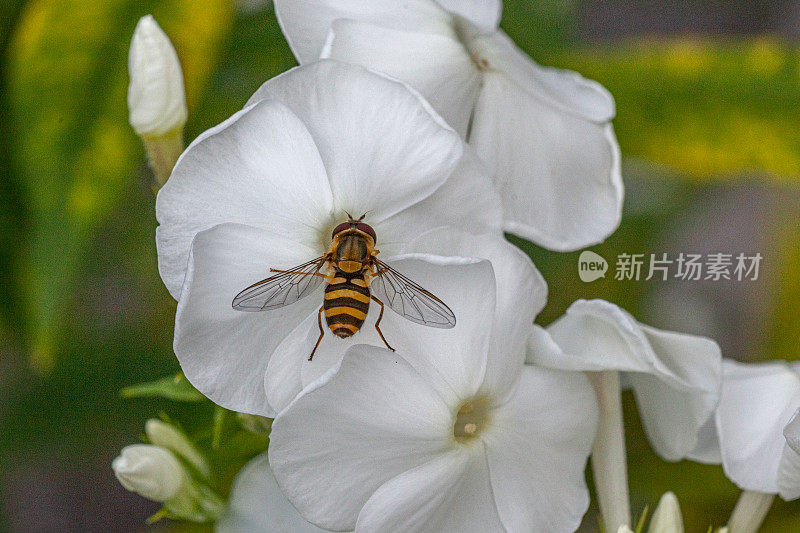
[335,234,369,261]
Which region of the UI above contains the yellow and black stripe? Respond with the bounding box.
[324,269,371,338]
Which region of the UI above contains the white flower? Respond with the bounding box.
[156,60,532,417]
[649,492,683,533]
[112,444,186,502]
[216,453,330,533]
[272,0,623,251]
[531,299,723,461]
[269,260,596,532]
[687,359,800,500]
[128,15,187,137]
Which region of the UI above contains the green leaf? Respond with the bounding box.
[121,372,205,402]
[7,0,234,373]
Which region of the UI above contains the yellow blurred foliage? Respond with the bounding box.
[553,38,800,181]
[7,0,234,372]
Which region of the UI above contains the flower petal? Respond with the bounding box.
[543,299,722,461]
[525,324,567,366]
[264,291,397,415]
[484,365,597,532]
[217,453,330,533]
[274,0,453,64]
[778,441,800,501]
[714,360,800,494]
[473,30,616,122]
[469,60,622,251]
[366,255,496,406]
[686,416,722,464]
[324,19,480,137]
[406,229,546,319]
[375,146,502,257]
[406,228,545,399]
[355,446,506,533]
[156,99,333,299]
[269,345,453,531]
[247,61,464,225]
[263,312,319,416]
[175,223,320,417]
[784,407,800,455]
[436,0,502,33]
[628,324,723,461]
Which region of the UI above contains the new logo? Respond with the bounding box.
[578,251,608,282]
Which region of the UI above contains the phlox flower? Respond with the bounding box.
[531,299,723,461]
[273,0,623,250]
[269,259,597,532]
[528,299,721,530]
[687,360,800,500]
[156,60,533,417]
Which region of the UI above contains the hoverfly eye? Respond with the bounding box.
[355,223,377,243]
[331,222,351,239]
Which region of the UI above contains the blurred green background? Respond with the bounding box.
[1,0,799,531]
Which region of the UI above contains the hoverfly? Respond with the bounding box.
[232,214,456,360]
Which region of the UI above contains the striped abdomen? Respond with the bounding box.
[323,269,371,338]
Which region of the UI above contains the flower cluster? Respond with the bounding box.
[115,2,800,533]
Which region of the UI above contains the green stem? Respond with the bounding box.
[142,129,184,187]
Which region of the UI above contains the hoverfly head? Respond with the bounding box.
[354,221,376,243]
[331,212,377,243]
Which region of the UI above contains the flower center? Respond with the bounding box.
[452,16,491,72]
[470,53,490,71]
[453,396,490,443]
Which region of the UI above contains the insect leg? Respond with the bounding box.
[370,296,395,352]
[309,307,325,361]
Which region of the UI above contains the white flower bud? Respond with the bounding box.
[145,419,209,477]
[112,444,185,502]
[617,527,634,533]
[127,15,187,137]
[649,492,683,533]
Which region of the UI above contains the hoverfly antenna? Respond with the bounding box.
[359,210,372,221]
[344,211,354,221]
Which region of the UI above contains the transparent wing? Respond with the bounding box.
[232,257,326,311]
[370,259,456,328]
